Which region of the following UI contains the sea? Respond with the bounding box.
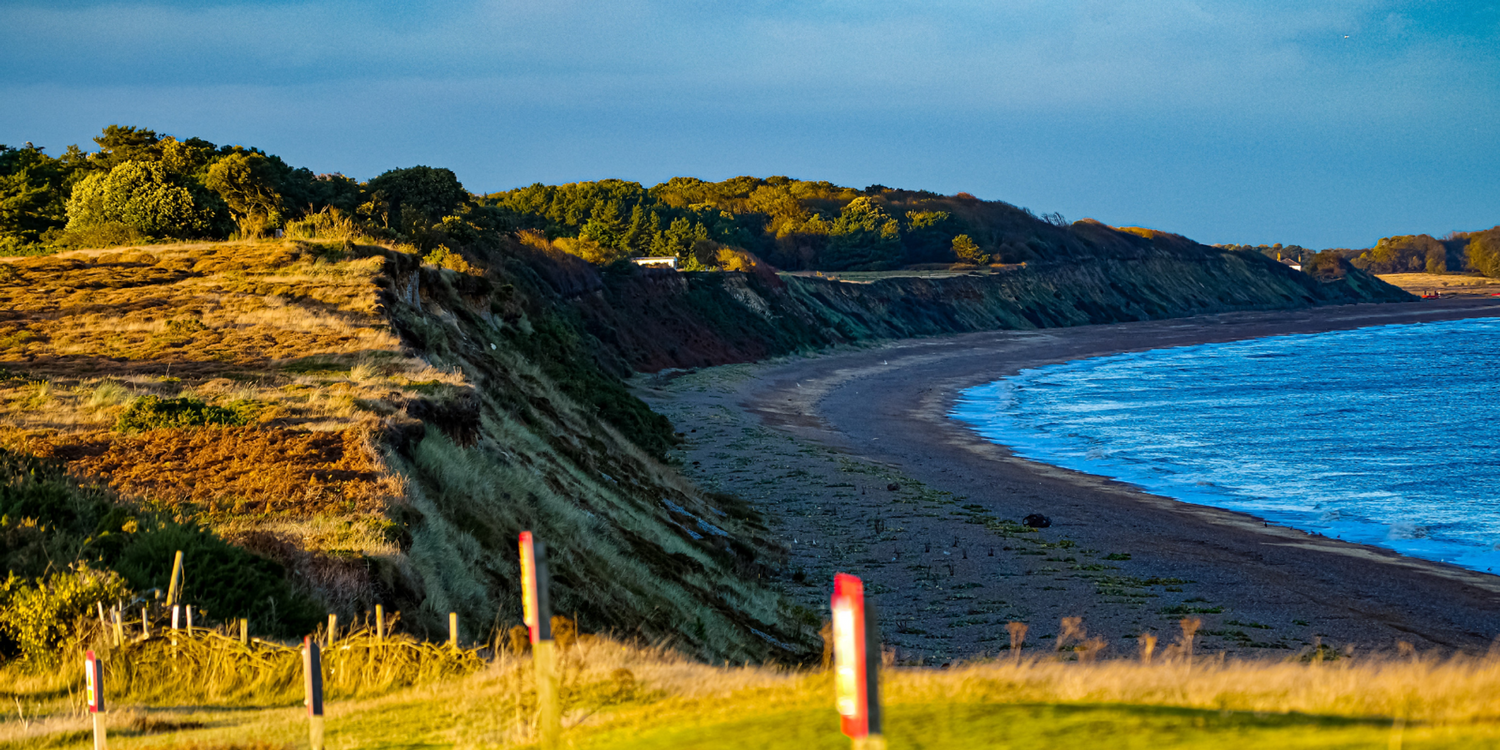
[951,317,1500,574]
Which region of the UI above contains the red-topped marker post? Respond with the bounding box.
[84,650,106,750]
[520,531,560,749]
[832,573,885,750]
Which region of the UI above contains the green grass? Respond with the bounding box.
[578,704,1475,750]
[7,691,1496,750]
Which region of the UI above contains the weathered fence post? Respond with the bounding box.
[327,614,338,647]
[832,573,885,750]
[375,604,385,641]
[111,607,123,647]
[449,612,459,649]
[85,649,106,750]
[141,608,149,639]
[303,636,325,750]
[520,531,560,750]
[165,550,183,606]
[96,602,108,647]
[185,605,194,637]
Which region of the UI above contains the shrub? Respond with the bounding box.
[0,564,130,667]
[115,396,248,432]
[421,246,476,274]
[0,448,321,641]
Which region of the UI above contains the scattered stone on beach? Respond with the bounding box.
[1023,513,1052,528]
[887,483,901,491]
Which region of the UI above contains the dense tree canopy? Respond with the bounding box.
[203,152,284,238]
[485,175,1097,271]
[366,166,469,232]
[65,160,224,239]
[0,125,481,250]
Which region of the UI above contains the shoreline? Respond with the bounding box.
[644,298,1500,661]
[948,316,1500,577]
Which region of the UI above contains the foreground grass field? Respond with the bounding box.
[7,631,1500,749]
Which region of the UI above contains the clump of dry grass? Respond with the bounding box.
[104,627,484,706]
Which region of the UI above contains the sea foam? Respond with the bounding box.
[951,317,1500,574]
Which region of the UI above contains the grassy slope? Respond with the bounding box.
[0,239,815,663]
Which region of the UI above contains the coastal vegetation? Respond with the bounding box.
[1222,226,1500,278]
[0,123,1433,745]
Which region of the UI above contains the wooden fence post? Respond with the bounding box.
[111,607,123,647]
[165,550,184,607]
[141,608,149,639]
[186,605,194,637]
[96,602,108,647]
[302,636,325,750]
[449,612,458,649]
[239,618,249,647]
[375,604,385,641]
[327,614,338,647]
[520,531,560,750]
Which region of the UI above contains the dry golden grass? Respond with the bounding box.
[0,239,441,611]
[27,426,399,518]
[1378,272,1500,296]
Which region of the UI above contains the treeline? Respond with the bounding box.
[1347,230,1500,277]
[1222,229,1500,278]
[5,124,1225,273]
[0,125,501,256]
[487,177,1092,271]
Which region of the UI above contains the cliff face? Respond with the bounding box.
[569,248,1413,374]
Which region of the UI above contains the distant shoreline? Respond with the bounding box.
[724,297,1500,655]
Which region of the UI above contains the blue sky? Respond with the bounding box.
[2,0,1496,248]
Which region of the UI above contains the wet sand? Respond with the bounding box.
[642,298,1500,663]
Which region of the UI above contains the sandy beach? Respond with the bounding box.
[640,297,1500,663]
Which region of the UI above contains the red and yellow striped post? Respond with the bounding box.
[520,531,560,749]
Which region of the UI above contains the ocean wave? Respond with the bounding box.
[952,317,1500,576]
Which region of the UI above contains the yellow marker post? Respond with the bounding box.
[375,604,385,641]
[327,613,337,647]
[520,531,560,750]
[449,612,459,649]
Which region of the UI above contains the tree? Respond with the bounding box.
[0,145,76,249]
[204,153,284,238]
[366,166,468,232]
[65,160,222,239]
[1466,228,1500,278]
[824,197,901,270]
[90,125,162,171]
[952,234,989,265]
